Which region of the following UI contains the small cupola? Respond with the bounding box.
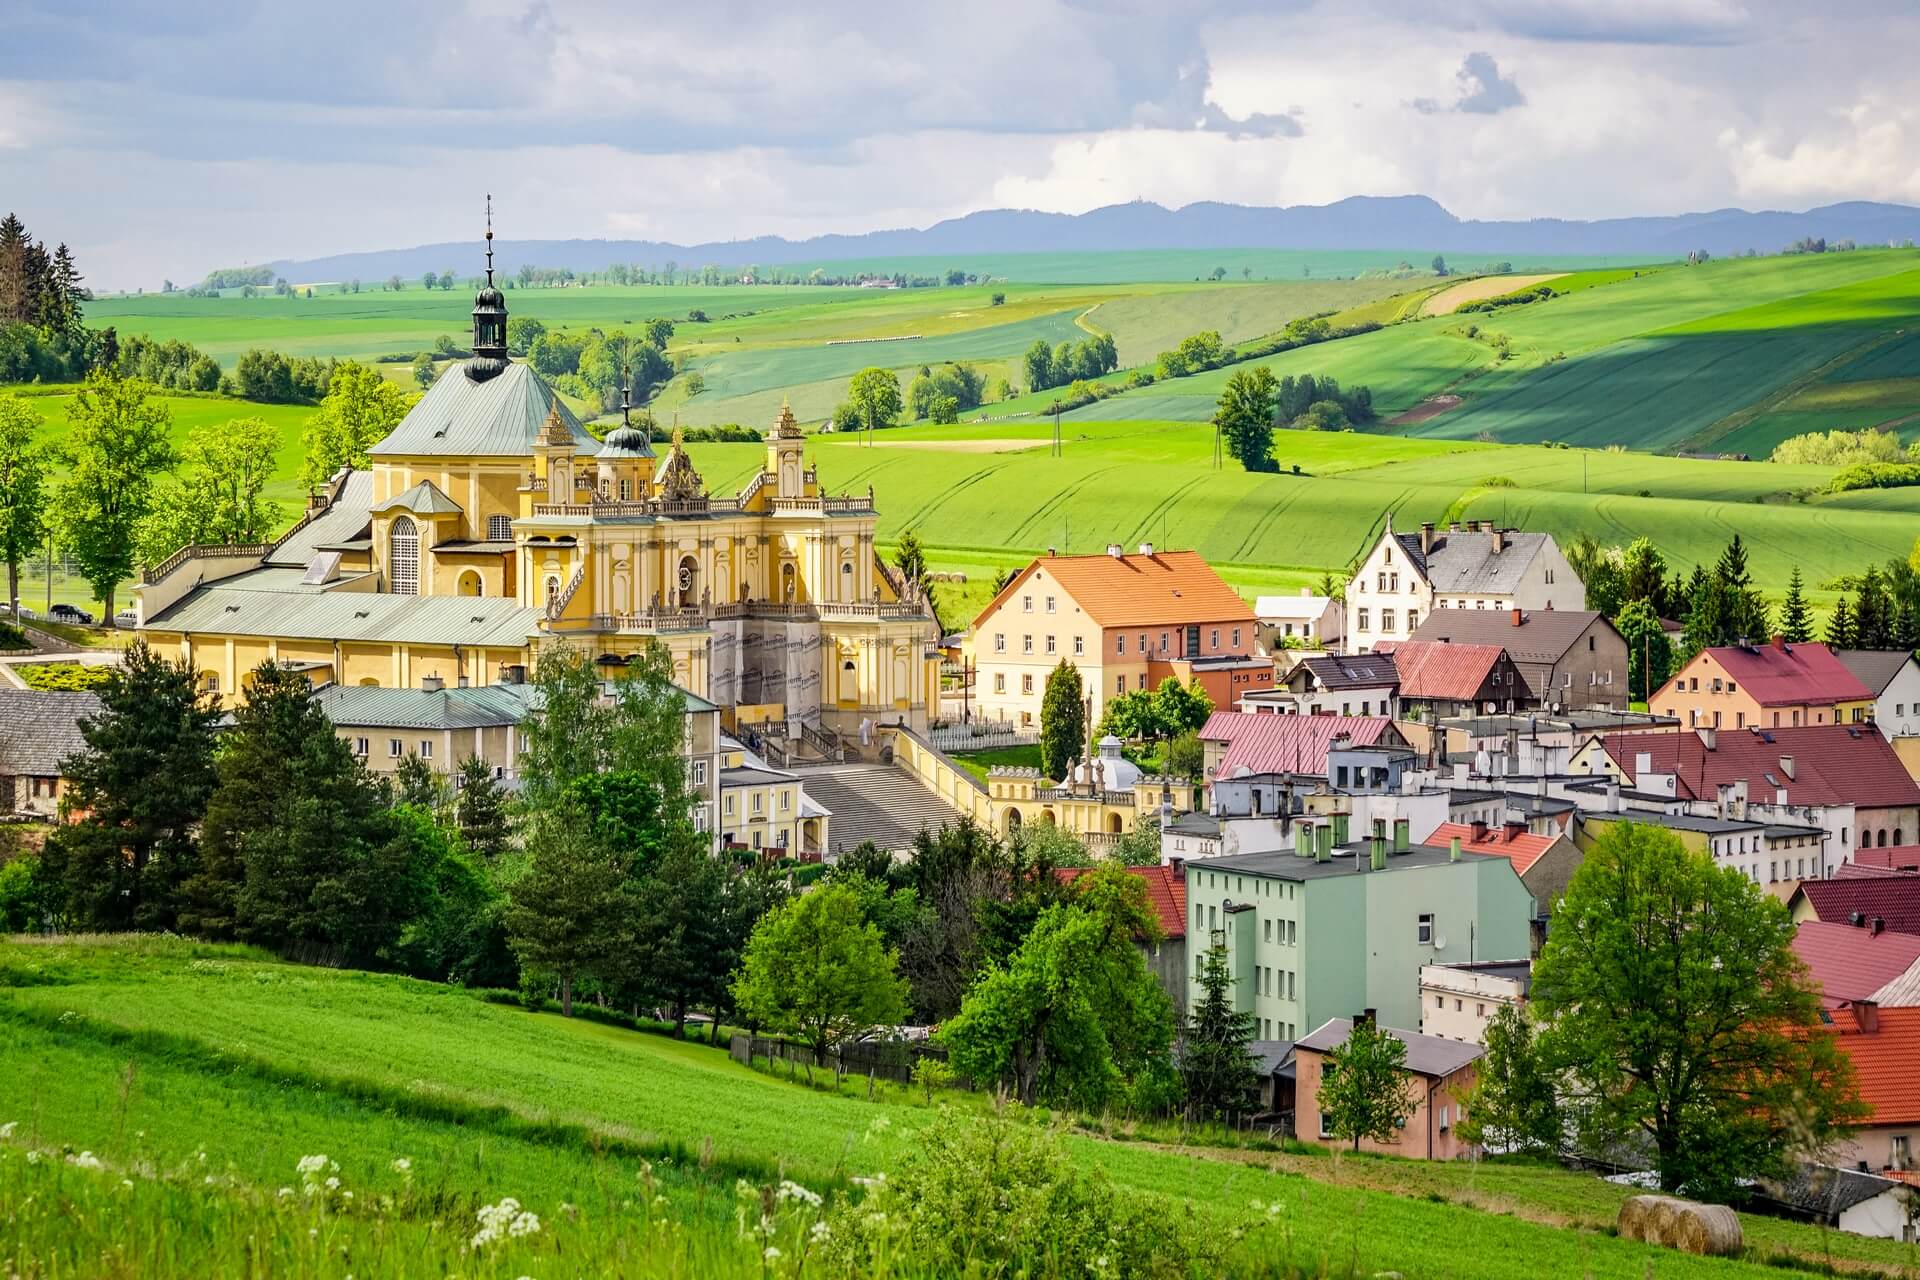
[467,194,509,382]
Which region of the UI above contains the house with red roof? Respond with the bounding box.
[1198,711,1407,783]
[1853,846,1920,874]
[1057,862,1189,1014]
[1584,724,1920,869]
[1391,640,1532,720]
[1654,638,1874,733]
[1791,876,1920,939]
[1428,820,1582,926]
[1826,1004,1920,1179]
[1792,918,1920,1008]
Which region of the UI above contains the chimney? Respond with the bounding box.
[1393,816,1411,853]
[1771,634,1786,651]
[1779,755,1795,781]
[1700,726,1717,751]
[457,675,471,688]
[1106,543,1124,558]
[1294,822,1314,858]
[1448,521,1461,533]
[1470,818,1488,843]
[1510,607,1523,627]
[1851,911,1867,927]
[1871,916,1886,936]
[1605,780,1621,813]
[1504,817,1526,842]
[422,674,445,692]
[1333,811,1350,845]
[1046,546,1057,557]
[1358,1007,1377,1028]
[1420,521,1435,556]
[1851,1000,1880,1032]
[1315,823,1332,862]
[1449,835,1462,863]
[1138,542,1156,557]
[1370,819,1387,871]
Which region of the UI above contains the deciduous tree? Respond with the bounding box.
[1318,1016,1412,1150]
[1532,821,1866,1199]
[847,367,902,440]
[55,373,174,620]
[0,392,49,616]
[732,881,909,1063]
[1456,1005,1562,1154]
[135,418,283,570]
[1213,366,1277,472]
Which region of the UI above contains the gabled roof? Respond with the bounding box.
[1254,592,1333,620]
[1834,649,1920,698]
[1830,1005,1920,1124]
[975,550,1253,630]
[1759,1165,1911,1217]
[1411,608,1617,665]
[0,688,101,777]
[1056,862,1187,940]
[369,361,597,458]
[373,479,463,517]
[1792,877,1920,938]
[1296,1017,1483,1078]
[1392,526,1556,596]
[1299,652,1398,691]
[1853,846,1920,873]
[1792,919,1920,1007]
[1200,711,1400,777]
[1601,725,1920,809]
[147,585,543,649]
[1393,640,1508,700]
[1427,821,1562,876]
[1869,955,1920,1007]
[1672,641,1873,708]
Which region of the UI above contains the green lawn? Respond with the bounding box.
[949,744,1045,786]
[4,936,1917,1279]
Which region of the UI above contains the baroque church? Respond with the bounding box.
[135,229,939,732]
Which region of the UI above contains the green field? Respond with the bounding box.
[5,936,1916,1279]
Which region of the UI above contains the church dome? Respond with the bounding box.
[597,422,655,459]
[1091,734,1141,792]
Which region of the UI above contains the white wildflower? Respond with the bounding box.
[471,1197,540,1250]
[777,1179,822,1208]
[278,1187,295,1199]
[26,1150,40,1164]
[324,1176,341,1191]
[508,1210,540,1238]
[296,1155,335,1177]
[0,1121,16,1139]
[809,1221,832,1244]
[764,1246,782,1261]
[390,1157,412,1174]
[68,1151,104,1171]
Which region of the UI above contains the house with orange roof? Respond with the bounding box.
[966,545,1264,728]
[1654,638,1874,732]
[1057,861,1189,1013]
[1427,819,1582,930]
[1827,1004,1920,1179]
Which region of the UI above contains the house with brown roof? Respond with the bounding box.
[1259,652,1399,718]
[966,545,1261,729]
[1584,724,1920,869]
[1058,862,1189,1014]
[1344,517,1582,654]
[0,688,101,820]
[1294,1015,1485,1158]
[1791,877,1920,939]
[1392,640,1532,720]
[1411,608,1628,711]
[1654,638,1874,732]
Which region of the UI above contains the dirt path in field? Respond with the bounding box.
[1420,274,1566,318]
[1388,394,1463,426]
[863,439,1044,453]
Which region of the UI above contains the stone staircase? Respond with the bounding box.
[790,762,968,856]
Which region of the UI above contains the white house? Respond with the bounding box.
[1836,650,1920,743]
[1255,588,1342,651]
[1344,517,1583,654]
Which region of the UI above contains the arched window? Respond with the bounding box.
[487,514,512,541]
[545,575,560,608]
[389,516,419,595]
[458,570,483,597]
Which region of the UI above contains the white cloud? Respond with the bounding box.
[1721,100,1920,205]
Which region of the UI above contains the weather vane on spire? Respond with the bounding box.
[484,193,494,286]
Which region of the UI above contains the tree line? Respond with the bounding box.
[1212,367,1379,472]
[1024,333,1119,393]
[0,213,106,384]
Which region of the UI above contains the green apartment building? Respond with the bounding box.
[1180,818,1536,1036]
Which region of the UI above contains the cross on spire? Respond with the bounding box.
[484,193,494,286]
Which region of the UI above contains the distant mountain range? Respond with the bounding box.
[251,195,1920,283]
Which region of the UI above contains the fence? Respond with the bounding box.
[926,724,1039,753]
[729,1033,964,1088]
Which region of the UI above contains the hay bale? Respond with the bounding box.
[1617,1195,1742,1257]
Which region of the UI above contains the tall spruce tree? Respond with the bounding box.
[1855,567,1891,649]
[1038,660,1086,782]
[1181,943,1260,1124]
[1779,567,1813,644]
[1826,595,1857,649]
[453,755,512,858]
[37,641,218,930]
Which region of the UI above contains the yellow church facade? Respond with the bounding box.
[135,274,939,733]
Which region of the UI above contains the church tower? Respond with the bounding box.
[467,194,509,383]
[767,400,807,497]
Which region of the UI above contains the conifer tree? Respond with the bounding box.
[505,794,630,1016]
[1181,943,1260,1124]
[1779,567,1813,644]
[453,755,512,858]
[1826,595,1856,650]
[1039,660,1086,783]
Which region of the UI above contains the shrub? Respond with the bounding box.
[1772,428,1907,467]
[16,663,113,691]
[0,621,27,649]
[1826,461,1920,493]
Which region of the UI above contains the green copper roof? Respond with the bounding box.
[369,361,597,458]
[146,579,542,648]
[313,683,539,730]
[374,479,464,516]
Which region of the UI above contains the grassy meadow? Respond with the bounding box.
[5,935,1918,1279]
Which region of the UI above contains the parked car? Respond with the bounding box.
[114,609,140,628]
[48,604,95,625]
[0,603,33,621]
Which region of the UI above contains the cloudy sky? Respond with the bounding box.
[6,0,1919,289]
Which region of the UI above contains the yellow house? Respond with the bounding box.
[135,260,940,737]
[716,736,831,856]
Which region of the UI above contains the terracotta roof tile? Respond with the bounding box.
[1602,725,1920,809]
[1057,862,1187,939]
[1428,821,1560,876]
[1830,1006,1920,1124]
[1200,711,1399,777]
[975,550,1253,630]
[1665,641,1873,708]
[1393,641,1507,700]
[1792,920,1920,1007]
[1853,846,1920,873]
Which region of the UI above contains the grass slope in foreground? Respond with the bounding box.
[3,936,1918,1279]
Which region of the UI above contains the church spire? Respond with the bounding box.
[466,193,509,382]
